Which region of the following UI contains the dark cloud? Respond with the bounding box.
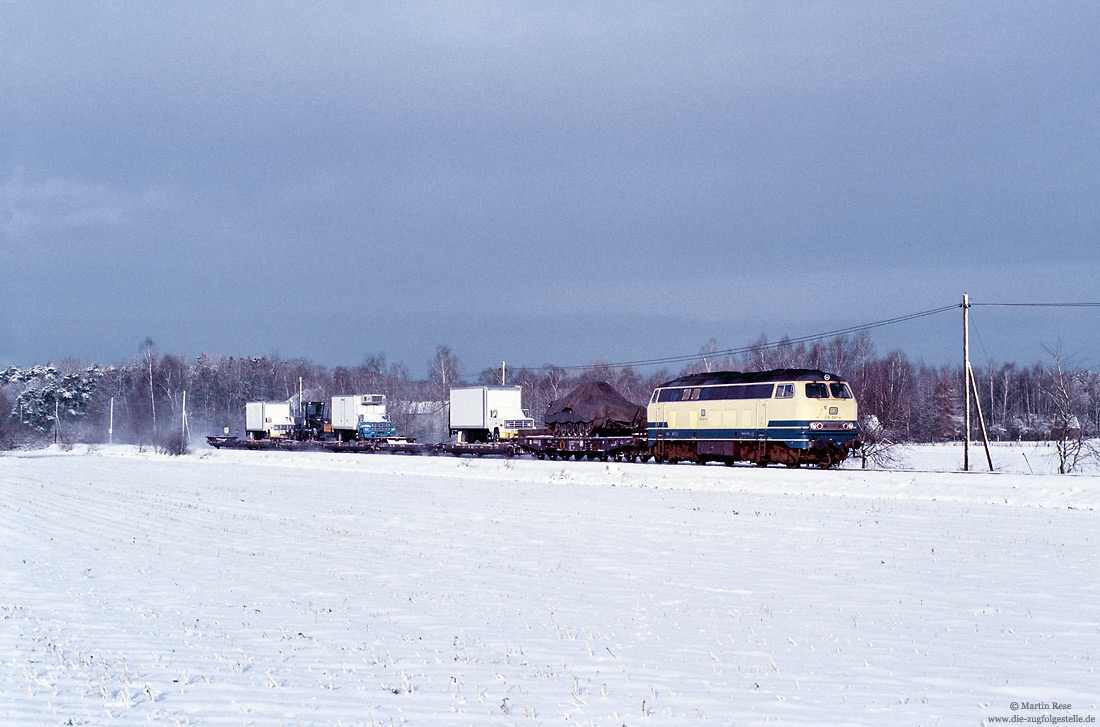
[3,2,1099,373]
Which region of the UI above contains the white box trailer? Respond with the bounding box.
[245,401,294,439]
[449,386,535,442]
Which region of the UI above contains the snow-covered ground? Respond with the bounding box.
[2,443,1098,726]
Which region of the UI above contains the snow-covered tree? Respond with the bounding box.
[857,414,901,469]
[9,364,103,435]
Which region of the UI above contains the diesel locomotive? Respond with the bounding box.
[646,368,860,467]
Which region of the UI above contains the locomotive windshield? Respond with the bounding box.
[806,382,852,398]
[829,383,852,399]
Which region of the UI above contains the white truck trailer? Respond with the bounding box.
[330,394,398,441]
[245,401,295,439]
[449,386,535,443]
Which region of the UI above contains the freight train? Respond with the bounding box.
[208,368,861,468]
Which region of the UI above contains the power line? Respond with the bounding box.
[502,299,1096,374]
[970,302,1100,307]
[966,300,1100,366]
[529,304,960,372]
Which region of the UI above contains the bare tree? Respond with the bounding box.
[743,333,771,372]
[429,345,463,434]
[141,338,157,440]
[1044,345,1093,474]
[698,337,719,373]
[429,345,463,394]
[544,366,567,401]
[857,414,902,469]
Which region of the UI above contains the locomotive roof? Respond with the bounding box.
[659,368,844,388]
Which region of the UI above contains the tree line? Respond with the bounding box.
[2,333,1097,466]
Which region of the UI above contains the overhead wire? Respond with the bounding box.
[531,304,960,372]
[510,300,1098,373]
[968,300,1100,367]
[970,302,1100,307]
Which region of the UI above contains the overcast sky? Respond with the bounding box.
[3,2,1098,377]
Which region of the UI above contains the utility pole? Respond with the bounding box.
[963,293,971,471]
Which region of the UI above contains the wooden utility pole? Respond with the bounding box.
[963,293,971,471]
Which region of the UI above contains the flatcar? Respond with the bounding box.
[646,368,860,467]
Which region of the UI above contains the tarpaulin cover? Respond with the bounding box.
[544,381,646,433]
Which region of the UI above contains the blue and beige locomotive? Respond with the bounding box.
[647,368,860,467]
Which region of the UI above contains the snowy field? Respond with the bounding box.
[2,443,1098,726]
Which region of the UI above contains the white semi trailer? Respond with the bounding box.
[449,386,535,443]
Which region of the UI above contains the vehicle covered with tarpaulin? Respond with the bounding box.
[543,381,646,436]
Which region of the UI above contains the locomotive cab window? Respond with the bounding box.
[775,384,794,399]
[658,388,682,402]
[805,383,829,398]
[829,383,852,399]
